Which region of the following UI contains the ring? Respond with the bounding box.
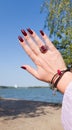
[40,45,48,53]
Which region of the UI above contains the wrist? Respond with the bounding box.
[57,72,72,93]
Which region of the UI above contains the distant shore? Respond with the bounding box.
[0,98,63,130]
[0,85,49,88]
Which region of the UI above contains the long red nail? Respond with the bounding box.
[21,66,26,70]
[21,29,27,36]
[27,28,33,34]
[18,36,24,42]
[40,30,44,36]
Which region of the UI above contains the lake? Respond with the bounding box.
[0,87,63,103]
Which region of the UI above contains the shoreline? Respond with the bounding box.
[0,98,63,130]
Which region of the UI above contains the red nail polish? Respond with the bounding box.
[18,36,24,42]
[21,29,27,36]
[21,66,26,70]
[27,28,33,34]
[40,30,44,36]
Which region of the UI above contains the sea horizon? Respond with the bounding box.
[0,86,63,104]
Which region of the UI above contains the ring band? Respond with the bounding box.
[40,45,48,53]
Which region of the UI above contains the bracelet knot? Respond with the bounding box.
[57,70,62,75]
[50,68,70,89]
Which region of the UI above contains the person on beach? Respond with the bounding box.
[18,29,72,130]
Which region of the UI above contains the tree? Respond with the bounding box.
[41,0,72,66]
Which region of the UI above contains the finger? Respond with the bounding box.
[40,30,56,51]
[18,36,37,62]
[27,28,44,47]
[21,29,40,55]
[21,65,39,79]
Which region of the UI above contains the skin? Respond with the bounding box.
[18,30,72,94]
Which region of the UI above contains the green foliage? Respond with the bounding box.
[41,0,72,66]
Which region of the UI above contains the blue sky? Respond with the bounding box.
[0,0,50,87]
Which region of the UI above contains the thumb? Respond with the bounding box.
[21,65,39,79]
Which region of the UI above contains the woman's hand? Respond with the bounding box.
[18,29,66,83]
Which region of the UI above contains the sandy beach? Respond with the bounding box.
[0,98,64,130]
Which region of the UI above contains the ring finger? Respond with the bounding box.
[40,30,56,51]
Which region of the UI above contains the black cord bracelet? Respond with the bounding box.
[50,68,70,89]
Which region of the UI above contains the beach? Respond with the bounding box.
[0,98,64,130]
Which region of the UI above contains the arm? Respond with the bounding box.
[18,29,72,94]
[57,71,72,93]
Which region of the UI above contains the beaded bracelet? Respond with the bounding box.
[50,68,70,89]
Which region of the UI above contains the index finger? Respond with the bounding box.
[18,36,37,62]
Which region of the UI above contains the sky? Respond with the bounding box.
[0,0,50,87]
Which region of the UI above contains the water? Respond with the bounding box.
[0,87,63,103]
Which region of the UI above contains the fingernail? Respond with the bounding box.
[18,36,24,42]
[21,29,27,36]
[27,28,33,34]
[40,30,44,36]
[21,66,26,70]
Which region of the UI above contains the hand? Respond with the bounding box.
[18,29,66,83]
